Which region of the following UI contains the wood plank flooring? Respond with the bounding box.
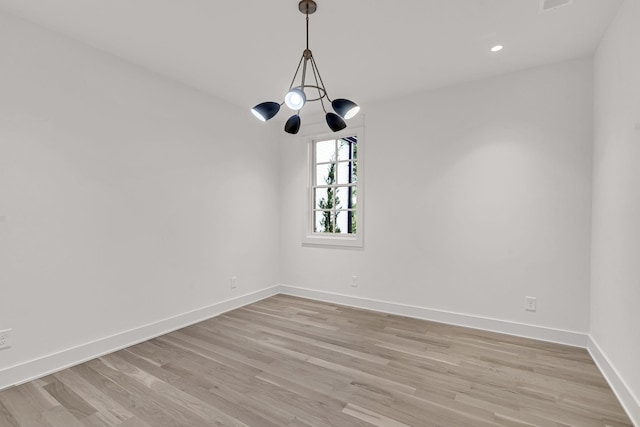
[0,295,633,427]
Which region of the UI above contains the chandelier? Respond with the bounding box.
[251,0,360,134]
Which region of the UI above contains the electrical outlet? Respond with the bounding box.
[230,276,237,289]
[0,329,11,350]
[525,296,537,312]
[351,276,358,287]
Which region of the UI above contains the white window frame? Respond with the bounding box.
[302,126,364,248]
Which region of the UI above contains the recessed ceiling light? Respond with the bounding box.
[491,45,503,52]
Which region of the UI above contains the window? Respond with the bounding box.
[303,127,363,247]
[313,137,357,233]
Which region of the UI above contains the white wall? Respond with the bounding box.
[0,11,280,383]
[280,59,594,337]
[591,0,640,411]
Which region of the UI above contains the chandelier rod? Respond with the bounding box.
[312,68,326,113]
[306,13,309,51]
[310,58,327,114]
[288,54,305,91]
[311,56,331,102]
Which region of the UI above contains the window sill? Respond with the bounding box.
[302,233,363,248]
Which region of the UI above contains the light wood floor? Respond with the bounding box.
[0,295,633,427]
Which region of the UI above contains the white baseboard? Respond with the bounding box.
[279,285,588,347]
[0,285,281,391]
[588,336,640,426]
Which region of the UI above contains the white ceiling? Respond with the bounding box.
[0,0,622,110]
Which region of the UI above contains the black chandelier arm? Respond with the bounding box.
[310,56,332,102]
[301,56,308,89]
[288,53,305,90]
[310,57,328,114]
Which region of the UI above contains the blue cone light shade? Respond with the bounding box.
[331,98,360,120]
[285,114,301,134]
[326,112,347,132]
[251,101,281,122]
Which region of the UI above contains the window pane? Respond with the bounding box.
[334,210,356,234]
[315,188,337,210]
[315,139,335,164]
[350,210,357,234]
[352,160,357,183]
[336,161,353,185]
[316,162,337,186]
[314,210,334,233]
[338,138,353,161]
[337,137,357,161]
[333,186,351,210]
[335,210,348,234]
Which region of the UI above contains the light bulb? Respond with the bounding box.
[331,98,360,120]
[344,105,360,120]
[285,88,306,110]
[251,109,267,121]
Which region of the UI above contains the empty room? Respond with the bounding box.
[0,0,638,426]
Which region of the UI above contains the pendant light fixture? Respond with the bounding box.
[251,0,360,134]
